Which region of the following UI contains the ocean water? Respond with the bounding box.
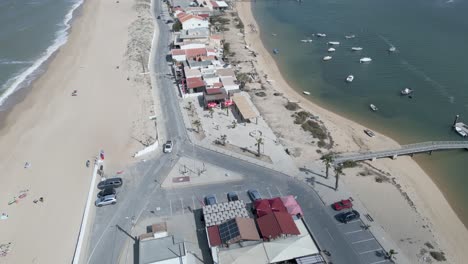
[252,0,468,225]
[0,0,83,108]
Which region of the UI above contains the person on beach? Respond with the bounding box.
[86,160,90,167]
[24,162,30,169]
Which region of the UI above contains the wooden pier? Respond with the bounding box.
[334,141,468,165]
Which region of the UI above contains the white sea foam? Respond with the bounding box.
[0,59,34,65]
[0,0,84,106]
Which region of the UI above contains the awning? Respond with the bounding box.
[231,93,257,120]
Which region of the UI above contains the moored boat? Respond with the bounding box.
[316,33,326,37]
[351,47,363,51]
[303,91,311,95]
[389,46,396,52]
[345,34,356,39]
[323,56,332,61]
[273,48,279,54]
[346,75,354,82]
[301,39,313,43]
[455,127,467,137]
[328,47,336,52]
[364,129,375,137]
[400,88,413,95]
[370,104,378,111]
[328,41,340,45]
[360,57,372,63]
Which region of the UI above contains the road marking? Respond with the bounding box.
[351,238,375,244]
[325,228,334,241]
[169,200,173,216]
[192,196,196,210]
[368,260,389,264]
[276,186,283,196]
[266,187,273,198]
[359,248,382,255]
[180,198,184,214]
[345,229,365,235]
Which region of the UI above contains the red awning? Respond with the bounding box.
[224,99,233,107]
[207,102,217,108]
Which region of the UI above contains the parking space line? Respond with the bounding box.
[266,187,273,198]
[351,238,375,244]
[325,228,334,241]
[359,248,382,255]
[276,186,283,197]
[180,198,184,214]
[192,196,195,210]
[345,229,365,235]
[169,200,173,216]
[368,260,389,264]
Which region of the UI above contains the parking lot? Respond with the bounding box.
[326,206,392,264]
[145,181,286,217]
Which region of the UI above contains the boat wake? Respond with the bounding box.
[0,0,84,107]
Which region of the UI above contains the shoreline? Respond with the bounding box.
[0,0,155,262]
[236,2,468,263]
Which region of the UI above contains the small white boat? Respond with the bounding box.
[400,88,413,95]
[346,75,354,82]
[345,34,356,39]
[360,57,372,63]
[303,91,311,95]
[328,41,340,45]
[389,46,396,52]
[316,33,326,37]
[328,47,336,52]
[455,127,467,137]
[323,56,332,61]
[370,104,378,111]
[272,33,277,36]
[301,39,313,43]
[351,47,363,51]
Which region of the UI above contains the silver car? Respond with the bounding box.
[95,194,117,207]
[163,140,173,153]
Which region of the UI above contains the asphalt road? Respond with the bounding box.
[84,1,390,264]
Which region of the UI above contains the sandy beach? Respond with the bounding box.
[235,2,468,263]
[0,0,154,262]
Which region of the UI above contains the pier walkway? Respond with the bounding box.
[334,141,468,165]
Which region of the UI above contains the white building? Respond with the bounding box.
[179,14,209,30]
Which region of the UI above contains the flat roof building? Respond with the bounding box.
[138,235,187,264]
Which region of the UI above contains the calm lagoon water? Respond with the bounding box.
[251,0,468,225]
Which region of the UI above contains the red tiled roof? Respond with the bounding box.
[171,49,186,56]
[213,82,223,89]
[269,197,287,213]
[186,77,205,89]
[257,212,300,240]
[205,88,222,95]
[185,48,207,59]
[207,226,222,247]
[180,14,204,23]
[254,199,272,217]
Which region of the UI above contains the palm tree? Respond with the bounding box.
[255,137,264,157]
[321,153,334,179]
[208,108,214,118]
[334,164,344,191]
[387,249,398,261]
[192,120,201,133]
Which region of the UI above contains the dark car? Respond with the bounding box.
[97,187,116,198]
[227,192,239,202]
[247,189,261,201]
[97,177,123,190]
[157,15,161,19]
[204,195,217,205]
[332,199,353,211]
[166,19,173,24]
[335,210,360,223]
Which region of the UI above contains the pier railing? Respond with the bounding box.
[333,141,468,165]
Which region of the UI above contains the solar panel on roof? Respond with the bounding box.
[218,218,240,243]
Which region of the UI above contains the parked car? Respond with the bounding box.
[247,189,262,201]
[332,199,353,211]
[97,177,123,190]
[157,15,160,19]
[95,194,117,207]
[335,210,360,223]
[163,140,173,153]
[204,195,217,205]
[166,19,173,24]
[227,192,239,202]
[364,129,375,137]
[97,187,116,198]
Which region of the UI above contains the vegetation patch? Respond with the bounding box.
[255,91,267,97]
[285,102,299,111]
[301,120,327,140]
[342,160,358,168]
[293,111,311,124]
[429,251,446,261]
